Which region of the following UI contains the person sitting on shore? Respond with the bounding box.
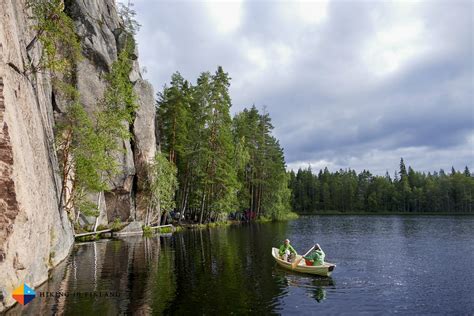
[279,239,297,262]
[304,243,325,266]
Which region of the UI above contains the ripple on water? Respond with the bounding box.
[8,216,474,315]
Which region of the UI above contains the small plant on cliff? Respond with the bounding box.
[111,218,124,232]
[118,1,141,37]
[26,0,81,73]
[56,102,112,221]
[98,40,138,139]
[142,153,178,226]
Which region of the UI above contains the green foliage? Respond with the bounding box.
[26,0,81,73]
[156,68,292,223]
[157,67,244,224]
[118,1,141,36]
[174,226,184,232]
[157,72,192,164]
[289,160,474,213]
[256,215,272,223]
[284,212,300,220]
[206,67,240,216]
[48,250,56,267]
[142,225,153,237]
[111,218,124,232]
[52,78,80,100]
[57,101,121,219]
[158,226,173,234]
[27,0,138,224]
[101,42,138,128]
[142,153,178,225]
[151,153,178,211]
[52,7,138,223]
[96,224,108,231]
[233,106,292,220]
[76,234,100,242]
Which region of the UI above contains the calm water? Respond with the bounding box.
[9,216,474,315]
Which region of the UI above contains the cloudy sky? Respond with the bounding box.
[131,0,473,175]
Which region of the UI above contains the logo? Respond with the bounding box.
[12,283,36,305]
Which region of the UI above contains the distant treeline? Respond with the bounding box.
[289,159,474,213]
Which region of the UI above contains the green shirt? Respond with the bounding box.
[304,249,325,265]
[279,244,297,256]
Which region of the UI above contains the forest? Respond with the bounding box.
[156,70,473,219]
[156,70,293,224]
[289,159,474,214]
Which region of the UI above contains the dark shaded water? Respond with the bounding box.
[9,216,474,315]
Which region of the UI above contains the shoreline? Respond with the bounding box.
[75,212,300,242]
[296,211,474,216]
[74,210,474,242]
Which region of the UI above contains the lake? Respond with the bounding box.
[9,216,474,314]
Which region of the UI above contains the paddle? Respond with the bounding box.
[292,245,316,269]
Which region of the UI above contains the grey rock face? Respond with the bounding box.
[0,0,157,312]
[119,221,145,234]
[0,0,74,311]
[65,0,121,72]
[133,79,157,220]
[67,0,156,224]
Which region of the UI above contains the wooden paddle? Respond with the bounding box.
[291,245,316,269]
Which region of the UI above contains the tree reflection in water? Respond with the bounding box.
[273,266,335,303]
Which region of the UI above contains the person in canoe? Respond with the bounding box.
[279,239,297,262]
[304,243,325,266]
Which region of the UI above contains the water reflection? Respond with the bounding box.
[10,223,291,315]
[164,224,289,314]
[273,267,335,303]
[7,217,474,315]
[9,236,165,315]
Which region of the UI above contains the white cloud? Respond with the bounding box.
[287,159,336,172]
[364,21,428,76]
[288,143,474,176]
[295,0,329,24]
[276,0,329,26]
[362,1,430,77]
[245,43,268,70]
[205,0,243,34]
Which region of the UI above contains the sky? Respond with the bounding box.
[130,0,473,175]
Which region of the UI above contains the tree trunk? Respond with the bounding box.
[250,184,254,213]
[199,190,206,224]
[155,196,162,226]
[256,183,262,218]
[93,191,102,232]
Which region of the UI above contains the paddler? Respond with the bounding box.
[279,239,297,262]
[304,243,325,266]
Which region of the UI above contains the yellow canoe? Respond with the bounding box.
[271,247,336,277]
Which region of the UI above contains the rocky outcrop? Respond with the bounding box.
[66,0,156,226]
[133,79,156,220]
[0,1,74,311]
[0,0,156,312]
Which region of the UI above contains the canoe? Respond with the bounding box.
[271,247,336,277]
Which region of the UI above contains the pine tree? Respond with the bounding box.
[156,72,191,164]
[464,166,471,177]
[206,67,239,219]
[398,158,411,212]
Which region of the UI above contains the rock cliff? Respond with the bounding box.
[0,0,156,311]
